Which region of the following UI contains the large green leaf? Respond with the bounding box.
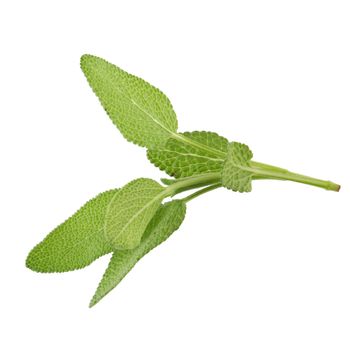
[90,200,186,307]
[104,178,166,250]
[222,142,253,192]
[147,131,228,178]
[26,190,117,273]
[80,55,178,148]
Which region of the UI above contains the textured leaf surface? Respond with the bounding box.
[147,131,228,178]
[80,55,178,148]
[90,200,186,307]
[26,190,117,273]
[105,178,166,250]
[222,142,253,192]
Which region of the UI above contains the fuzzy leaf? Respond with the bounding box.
[105,178,165,250]
[222,142,253,192]
[90,200,186,307]
[80,55,178,148]
[160,178,177,185]
[26,190,117,273]
[147,131,228,178]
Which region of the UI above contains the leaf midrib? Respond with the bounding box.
[130,98,176,136]
[114,79,227,159]
[174,134,227,159]
[152,149,224,162]
[105,188,168,246]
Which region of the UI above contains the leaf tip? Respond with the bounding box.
[80,54,94,72]
[25,253,33,270]
[89,298,97,308]
[25,248,40,272]
[89,289,106,308]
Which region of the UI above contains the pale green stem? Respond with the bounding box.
[165,173,221,197]
[182,183,222,203]
[174,133,340,191]
[249,161,340,191]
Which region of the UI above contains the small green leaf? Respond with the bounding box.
[160,178,177,185]
[90,200,186,307]
[147,131,228,178]
[80,55,178,148]
[26,190,117,273]
[105,178,166,250]
[222,142,253,192]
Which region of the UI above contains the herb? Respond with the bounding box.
[26,54,340,307]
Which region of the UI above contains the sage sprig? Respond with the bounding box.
[26,54,340,307]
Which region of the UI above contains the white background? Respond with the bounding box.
[1,1,349,349]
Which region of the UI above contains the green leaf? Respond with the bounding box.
[26,190,117,273]
[80,55,178,148]
[90,200,186,307]
[105,178,166,250]
[222,142,254,192]
[147,131,228,178]
[160,178,177,185]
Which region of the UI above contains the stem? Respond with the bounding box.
[251,161,290,173]
[165,172,221,197]
[182,183,222,203]
[170,133,340,191]
[250,161,340,191]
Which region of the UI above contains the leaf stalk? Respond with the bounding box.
[250,161,340,191]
